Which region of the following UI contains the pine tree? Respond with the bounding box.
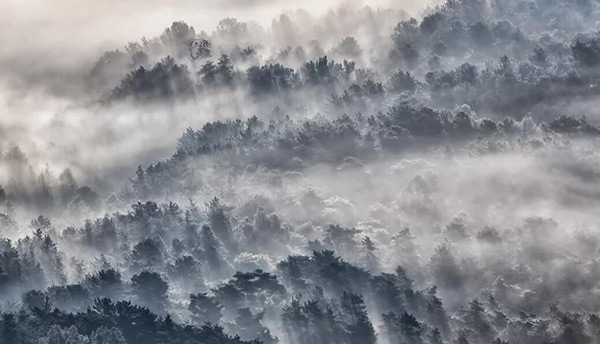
[340,292,376,344]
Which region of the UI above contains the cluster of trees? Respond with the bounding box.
[109,57,195,102]
[0,297,257,344]
[4,205,600,344]
[114,105,596,200]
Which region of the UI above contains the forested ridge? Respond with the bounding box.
[2,0,600,343]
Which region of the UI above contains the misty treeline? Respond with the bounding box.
[0,144,100,218]
[91,0,600,122]
[3,0,600,343]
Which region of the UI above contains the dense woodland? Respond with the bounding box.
[2,0,600,343]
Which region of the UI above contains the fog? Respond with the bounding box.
[1,0,600,343]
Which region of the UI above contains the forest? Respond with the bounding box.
[1,0,600,343]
